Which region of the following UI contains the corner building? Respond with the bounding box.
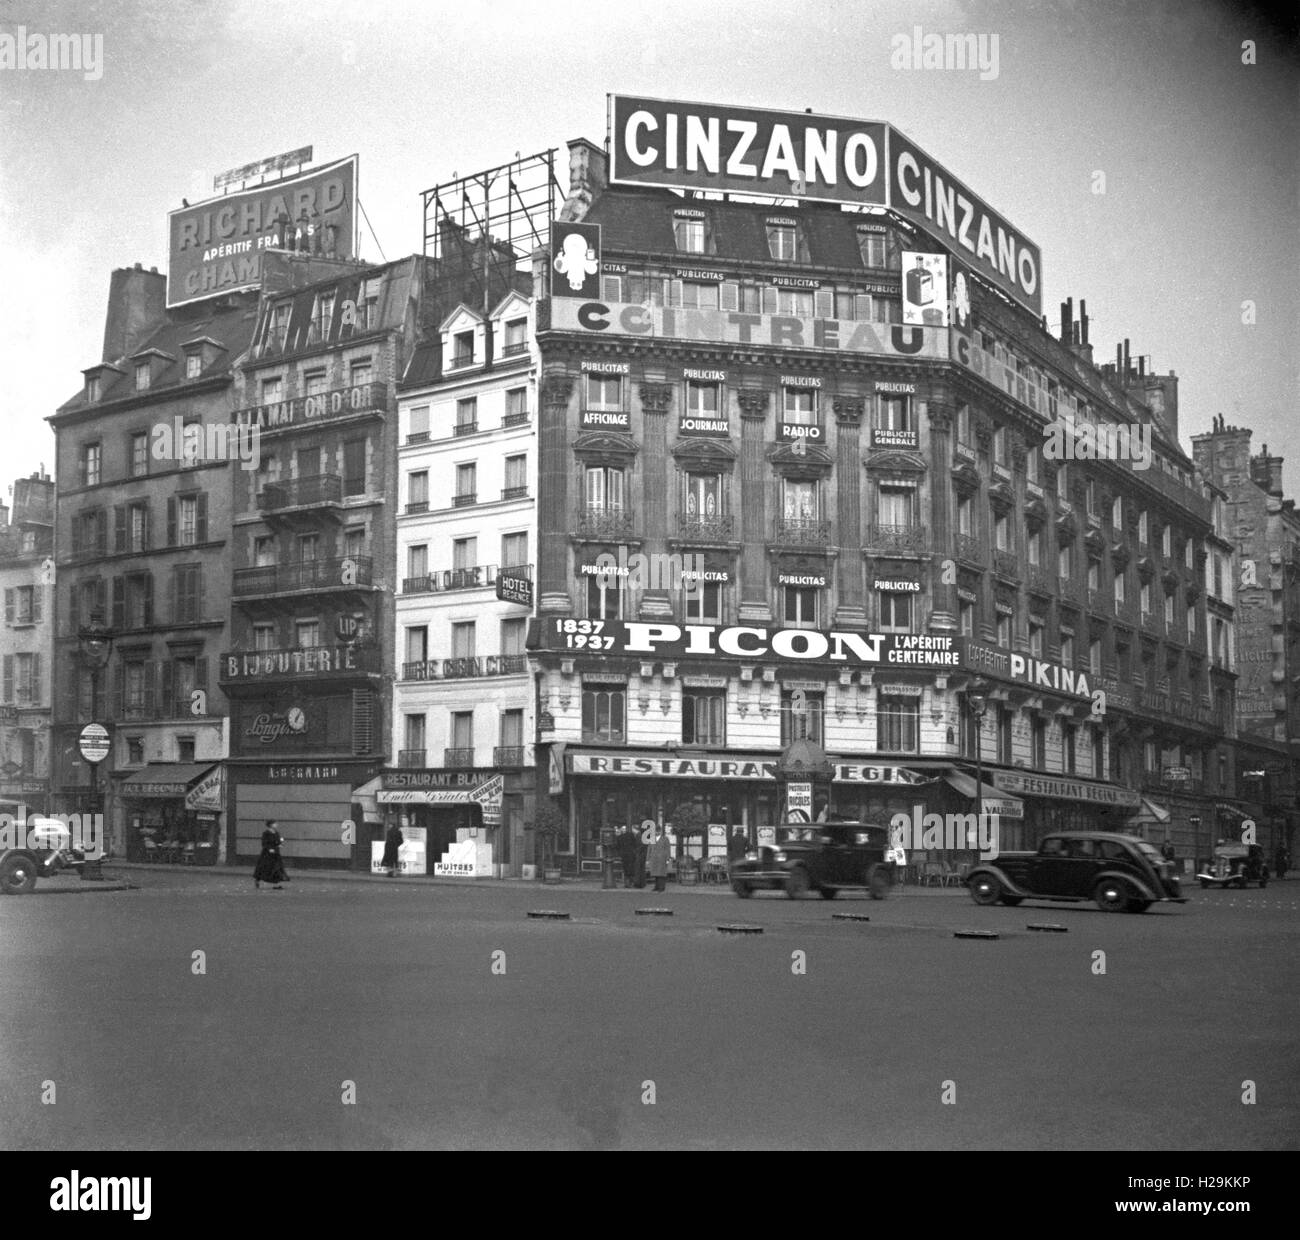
[530,132,1231,870]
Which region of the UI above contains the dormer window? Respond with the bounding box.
[857,225,887,268]
[185,352,202,380]
[86,375,101,403]
[766,220,797,262]
[309,289,336,342]
[503,318,527,356]
[453,330,474,367]
[264,302,291,355]
[673,210,710,254]
[135,361,151,392]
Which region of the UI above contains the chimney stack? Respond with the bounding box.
[101,265,166,363]
[559,137,608,222]
[1123,338,1131,381]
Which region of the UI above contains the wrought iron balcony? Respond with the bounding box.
[1027,565,1053,595]
[493,746,527,768]
[444,748,476,767]
[452,493,477,507]
[402,654,528,681]
[403,564,501,594]
[453,421,478,437]
[994,549,1021,580]
[955,534,985,564]
[575,506,637,540]
[677,512,736,543]
[866,524,928,554]
[500,342,529,358]
[501,486,530,500]
[256,473,344,514]
[502,411,530,428]
[233,554,374,597]
[1058,577,1082,605]
[398,749,426,768]
[774,517,831,546]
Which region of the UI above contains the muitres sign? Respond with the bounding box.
[607,96,1041,318]
[534,618,959,667]
[166,155,357,308]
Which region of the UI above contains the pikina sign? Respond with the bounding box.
[608,95,1041,317]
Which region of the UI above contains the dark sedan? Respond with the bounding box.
[730,823,895,899]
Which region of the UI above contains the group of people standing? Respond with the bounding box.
[611,822,751,893]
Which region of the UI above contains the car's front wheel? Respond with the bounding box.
[969,874,1001,906]
[1094,879,1130,913]
[0,854,38,895]
[819,886,838,900]
[784,867,811,899]
[732,880,753,899]
[868,867,891,900]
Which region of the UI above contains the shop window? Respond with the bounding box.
[877,694,919,753]
[582,687,625,743]
[780,689,824,744]
[682,690,726,746]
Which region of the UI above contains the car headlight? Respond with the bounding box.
[773,850,787,863]
[744,850,759,862]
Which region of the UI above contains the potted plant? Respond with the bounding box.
[670,801,708,884]
[531,800,567,884]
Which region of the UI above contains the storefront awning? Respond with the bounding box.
[1127,796,1172,826]
[943,770,1024,818]
[119,763,217,800]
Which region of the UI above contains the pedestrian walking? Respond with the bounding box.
[1274,843,1289,881]
[254,820,290,889]
[727,827,748,863]
[1161,838,1176,865]
[381,820,404,877]
[649,823,670,893]
[617,824,638,888]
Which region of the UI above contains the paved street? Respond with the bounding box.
[3,869,1297,1150]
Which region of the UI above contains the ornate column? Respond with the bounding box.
[539,374,574,615]
[738,389,771,622]
[927,401,957,632]
[833,396,866,627]
[640,382,672,551]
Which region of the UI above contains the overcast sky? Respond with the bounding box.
[2,0,1296,495]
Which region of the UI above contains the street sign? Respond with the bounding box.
[79,724,110,764]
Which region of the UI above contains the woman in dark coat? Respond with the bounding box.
[254,820,289,889]
[381,821,404,877]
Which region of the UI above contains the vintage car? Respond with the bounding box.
[730,822,895,899]
[1196,843,1269,889]
[0,817,89,895]
[965,831,1186,913]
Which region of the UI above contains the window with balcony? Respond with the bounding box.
[1085,478,1098,518]
[1114,571,1126,609]
[408,405,430,443]
[295,620,320,648]
[683,690,726,746]
[451,621,476,662]
[766,221,797,261]
[1026,445,1040,484]
[1140,580,1152,617]
[1056,464,1068,502]
[502,317,528,356]
[305,370,327,397]
[405,626,428,666]
[251,623,276,651]
[783,585,819,629]
[297,533,319,563]
[673,212,708,253]
[501,617,526,660]
[1186,539,1196,571]
[1087,557,1101,592]
[582,687,625,743]
[878,694,919,753]
[135,361,151,392]
[340,438,365,497]
[1164,589,1175,626]
[957,493,973,536]
[403,715,426,767]
[959,598,974,636]
[455,397,478,436]
[407,471,429,513]
[956,402,971,446]
[452,538,477,574]
[586,571,625,621]
[504,454,528,499]
[783,478,818,522]
[996,611,1012,647]
[501,532,528,571]
[499,708,524,751]
[1162,524,1172,558]
[1111,494,1123,529]
[450,711,475,759]
[781,689,824,744]
[879,591,913,633]
[684,472,721,521]
[131,432,149,478]
[253,536,276,569]
[995,512,1011,553]
[585,465,625,511]
[455,463,477,505]
[1186,603,1196,641]
[505,388,529,425]
[79,443,101,488]
[682,280,722,310]
[992,426,1007,466]
[1029,620,1044,657]
[1027,527,1042,567]
[1138,510,1149,545]
[452,331,474,367]
[1058,543,1073,580]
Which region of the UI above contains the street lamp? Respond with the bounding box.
[964,676,990,827]
[77,607,114,825]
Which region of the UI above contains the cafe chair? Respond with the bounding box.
[142,838,160,863]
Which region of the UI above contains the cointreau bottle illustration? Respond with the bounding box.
[906,256,935,307]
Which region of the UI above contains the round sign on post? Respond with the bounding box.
[79,723,110,764]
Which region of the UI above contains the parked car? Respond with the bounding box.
[966,831,1186,913]
[0,818,89,895]
[730,823,895,899]
[1197,843,1269,889]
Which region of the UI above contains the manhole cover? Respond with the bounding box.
[831,913,871,922]
[954,929,999,940]
[1027,923,1069,932]
[635,908,674,916]
[527,910,571,920]
[717,924,763,935]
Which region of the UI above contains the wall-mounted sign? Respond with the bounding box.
[223,646,366,681]
[871,428,919,449]
[778,572,827,587]
[580,409,630,429]
[497,571,534,608]
[874,579,922,591]
[610,95,888,204]
[185,767,225,811]
[78,724,109,764]
[772,275,821,289]
[245,707,309,744]
[213,146,314,190]
[167,155,357,309]
[781,375,822,388]
[582,360,629,373]
[778,422,824,443]
[551,298,946,360]
[902,251,949,326]
[786,782,814,823]
[875,381,916,394]
[551,221,601,298]
[382,769,486,789]
[992,770,1140,808]
[535,619,960,668]
[673,267,726,281]
[234,379,385,432]
[961,639,1093,700]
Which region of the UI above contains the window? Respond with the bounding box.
[1138,510,1149,545]
[254,536,276,567]
[503,317,528,356]
[783,387,817,427]
[455,397,478,435]
[685,578,723,623]
[356,277,381,330]
[185,352,202,379]
[1091,728,1104,777]
[261,376,283,405]
[406,627,428,663]
[264,302,291,353]
[878,394,911,431]
[311,290,336,340]
[349,358,372,388]
[1031,718,1047,768]
[450,711,475,754]
[685,377,722,419]
[681,280,721,310]
[407,471,429,512]
[586,571,625,620]
[956,402,971,445]
[582,686,625,743]
[453,330,474,366]
[585,465,625,511]
[501,532,528,571]
[683,690,726,745]
[996,612,1012,647]
[135,361,151,392]
[1114,572,1126,607]
[505,388,528,423]
[500,618,526,657]
[131,432,150,477]
[587,374,622,410]
[344,527,365,560]
[305,370,327,397]
[878,694,919,753]
[997,706,1013,764]
[783,585,819,629]
[1029,619,1044,657]
[995,512,1011,552]
[1060,631,1075,666]
[1144,740,1157,774]
[343,439,366,496]
[126,736,144,765]
[1085,478,1097,517]
[408,405,429,442]
[1027,528,1042,567]
[1026,445,1040,484]
[500,709,524,750]
[1056,464,1068,501]
[956,493,973,536]
[993,426,1007,465]
[1186,539,1195,570]
[1162,524,1172,558]
[1140,580,1152,616]
[1111,494,1123,529]
[504,454,528,498]
[1164,589,1175,626]
[959,598,974,636]
[296,620,321,648]
[1186,603,1196,641]
[404,714,426,757]
[1089,638,1102,676]
[173,564,202,623]
[171,656,198,716]
[451,621,476,661]
[783,478,818,521]
[175,735,195,763]
[127,502,149,552]
[298,533,319,562]
[766,221,797,261]
[7,584,40,625]
[674,213,708,253]
[879,591,913,633]
[253,623,276,650]
[80,443,101,488]
[775,288,813,316]
[86,375,101,403]
[781,689,824,744]
[452,537,477,572]
[857,227,887,268]
[120,572,154,628]
[1058,543,1073,579]
[1087,557,1101,592]
[684,472,721,519]
[1117,642,1131,681]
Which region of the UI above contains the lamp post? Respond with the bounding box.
[964,676,990,831]
[77,608,114,858]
